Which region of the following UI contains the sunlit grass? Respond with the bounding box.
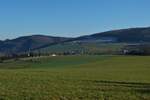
[0,55,149,99]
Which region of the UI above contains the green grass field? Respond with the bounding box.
[0,55,150,100]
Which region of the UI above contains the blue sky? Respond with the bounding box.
[0,0,150,40]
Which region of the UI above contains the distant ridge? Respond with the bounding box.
[74,27,150,43]
[1,27,150,54]
[0,35,70,54]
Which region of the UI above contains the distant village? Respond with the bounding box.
[0,43,150,63]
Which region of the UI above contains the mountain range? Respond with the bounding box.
[0,35,70,55]
[1,27,150,55]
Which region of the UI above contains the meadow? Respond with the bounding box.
[37,43,125,54]
[0,55,150,100]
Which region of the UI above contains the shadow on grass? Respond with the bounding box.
[83,80,150,93]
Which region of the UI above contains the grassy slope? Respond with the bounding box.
[36,43,125,54]
[0,56,150,99]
